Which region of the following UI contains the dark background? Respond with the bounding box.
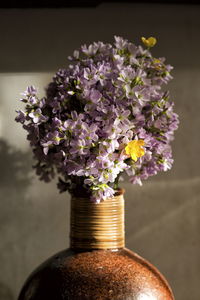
[0,2,200,299]
[1,0,200,8]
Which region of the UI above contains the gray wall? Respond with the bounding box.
[0,3,200,300]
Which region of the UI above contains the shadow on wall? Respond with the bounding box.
[0,139,33,191]
[0,139,33,298]
[0,138,34,238]
[0,281,13,300]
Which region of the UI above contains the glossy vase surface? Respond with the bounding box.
[18,191,175,300]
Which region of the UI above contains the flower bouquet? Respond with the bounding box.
[16,36,179,202]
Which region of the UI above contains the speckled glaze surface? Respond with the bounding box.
[18,247,174,300]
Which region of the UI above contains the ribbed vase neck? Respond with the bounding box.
[70,190,125,250]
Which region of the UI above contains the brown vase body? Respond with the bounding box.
[18,191,175,300]
[18,247,174,300]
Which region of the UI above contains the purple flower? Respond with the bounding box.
[21,85,37,98]
[88,89,102,103]
[90,184,115,203]
[65,160,84,176]
[29,108,48,124]
[70,138,89,156]
[41,131,64,155]
[15,110,26,124]
[114,36,128,50]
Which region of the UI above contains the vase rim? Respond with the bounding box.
[114,188,125,196]
[71,187,125,200]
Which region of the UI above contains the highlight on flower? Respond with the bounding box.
[15,36,179,203]
[141,37,157,48]
[125,140,145,162]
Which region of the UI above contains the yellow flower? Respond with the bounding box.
[141,37,157,48]
[153,58,163,70]
[125,140,145,162]
[153,58,161,64]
